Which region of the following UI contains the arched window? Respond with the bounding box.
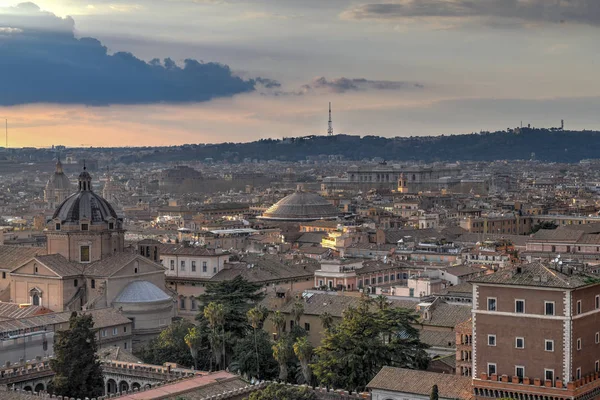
[32,293,40,306]
[180,297,186,310]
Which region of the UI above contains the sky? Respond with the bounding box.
[1,0,600,147]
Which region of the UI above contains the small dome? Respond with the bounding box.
[259,191,338,221]
[113,281,171,303]
[46,159,72,191]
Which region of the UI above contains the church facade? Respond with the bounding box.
[6,167,175,349]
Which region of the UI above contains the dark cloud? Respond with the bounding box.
[302,77,423,93]
[254,77,282,89]
[343,0,600,26]
[0,3,257,106]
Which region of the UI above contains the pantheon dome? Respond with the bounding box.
[259,191,338,221]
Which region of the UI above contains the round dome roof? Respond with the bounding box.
[260,191,338,221]
[52,167,118,225]
[113,281,171,304]
[53,191,118,223]
[46,159,72,191]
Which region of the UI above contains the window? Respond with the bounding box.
[55,223,61,230]
[488,335,496,346]
[74,279,78,287]
[290,320,294,330]
[577,300,582,314]
[596,332,599,344]
[134,267,138,274]
[576,368,581,380]
[577,338,582,350]
[596,295,600,309]
[1,272,5,279]
[81,223,89,231]
[102,329,107,337]
[180,261,185,271]
[545,369,554,382]
[124,341,128,350]
[596,361,599,373]
[191,297,197,310]
[213,267,217,273]
[192,261,196,272]
[545,340,554,352]
[304,322,310,331]
[545,301,555,316]
[109,222,114,230]
[515,299,525,313]
[179,297,185,309]
[170,260,175,270]
[515,366,525,379]
[80,246,90,262]
[113,327,118,335]
[91,279,95,289]
[516,337,525,349]
[487,298,497,311]
[123,326,127,333]
[34,264,38,274]
[488,363,497,376]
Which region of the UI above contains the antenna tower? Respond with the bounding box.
[327,102,333,136]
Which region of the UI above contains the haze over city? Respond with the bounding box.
[2,0,600,147]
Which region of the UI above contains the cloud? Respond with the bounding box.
[0,2,258,106]
[342,0,600,27]
[301,77,423,93]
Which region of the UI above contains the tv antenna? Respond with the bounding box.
[327,102,333,136]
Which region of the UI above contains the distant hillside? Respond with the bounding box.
[120,128,600,164]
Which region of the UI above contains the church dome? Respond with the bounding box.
[113,281,171,304]
[46,159,72,191]
[259,191,338,221]
[52,167,119,225]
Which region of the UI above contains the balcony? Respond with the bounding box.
[474,371,600,400]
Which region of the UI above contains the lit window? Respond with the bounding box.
[487,298,497,311]
[488,335,496,346]
[80,246,90,263]
[545,301,555,316]
[545,340,554,352]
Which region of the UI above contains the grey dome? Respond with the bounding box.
[52,168,118,224]
[46,160,72,191]
[259,191,338,221]
[114,281,171,304]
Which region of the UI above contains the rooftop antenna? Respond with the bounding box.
[327,102,333,136]
[5,119,7,148]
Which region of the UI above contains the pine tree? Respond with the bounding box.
[49,312,104,398]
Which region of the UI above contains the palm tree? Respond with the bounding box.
[184,326,202,370]
[375,294,389,310]
[293,336,313,385]
[291,301,304,327]
[272,339,291,382]
[247,306,265,379]
[204,302,225,370]
[319,312,334,330]
[270,311,285,338]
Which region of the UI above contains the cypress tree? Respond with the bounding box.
[49,312,104,398]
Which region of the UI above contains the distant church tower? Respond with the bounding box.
[397,173,409,194]
[44,157,73,209]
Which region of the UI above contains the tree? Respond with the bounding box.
[204,302,226,370]
[184,326,202,370]
[49,312,104,398]
[293,336,313,385]
[273,338,292,382]
[248,306,268,379]
[375,294,389,310]
[197,276,265,338]
[139,319,199,368]
[231,330,278,380]
[291,301,305,326]
[530,221,558,234]
[248,383,317,400]
[312,297,429,392]
[270,311,285,338]
[319,312,334,331]
[430,384,439,400]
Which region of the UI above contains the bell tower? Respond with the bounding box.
[397,173,408,194]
